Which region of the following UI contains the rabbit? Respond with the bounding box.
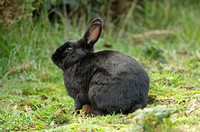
[51,17,150,115]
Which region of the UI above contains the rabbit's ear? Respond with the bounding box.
[83,17,103,46]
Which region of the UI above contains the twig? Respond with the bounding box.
[185,99,199,117]
[132,30,173,40]
[122,0,138,28]
[180,85,195,89]
[5,60,31,76]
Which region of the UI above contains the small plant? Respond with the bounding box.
[141,40,166,63]
[54,108,70,125]
[130,107,178,131]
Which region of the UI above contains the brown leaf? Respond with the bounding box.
[77,129,86,132]
[41,123,48,126]
[164,67,173,72]
[14,105,18,110]
[35,114,40,119]
[73,112,78,118]
[150,60,158,65]
[176,67,185,72]
[13,126,20,131]
[23,105,32,112]
[91,129,96,132]
[81,104,93,117]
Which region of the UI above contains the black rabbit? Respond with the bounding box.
[51,18,150,115]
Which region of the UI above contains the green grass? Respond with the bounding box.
[0,0,200,131]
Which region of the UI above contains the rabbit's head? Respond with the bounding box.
[51,17,103,70]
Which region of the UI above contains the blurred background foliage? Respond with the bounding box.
[1,0,200,28]
[0,0,200,77]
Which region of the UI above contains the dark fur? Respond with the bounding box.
[51,18,149,115]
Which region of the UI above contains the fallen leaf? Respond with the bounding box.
[80,104,93,117]
[35,114,40,119]
[41,123,48,126]
[73,112,78,118]
[20,126,30,131]
[13,126,20,131]
[23,105,32,112]
[91,129,96,132]
[176,67,185,72]
[14,105,18,110]
[77,128,85,132]
[165,67,172,72]
[150,60,158,65]
[185,99,199,116]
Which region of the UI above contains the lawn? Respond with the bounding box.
[0,1,200,131]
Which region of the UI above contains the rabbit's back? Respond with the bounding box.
[78,50,149,114]
[82,50,147,77]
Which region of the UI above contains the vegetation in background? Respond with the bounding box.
[0,0,199,131]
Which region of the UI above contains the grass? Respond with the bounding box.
[0,0,200,131]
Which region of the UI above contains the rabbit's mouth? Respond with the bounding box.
[51,53,62,69]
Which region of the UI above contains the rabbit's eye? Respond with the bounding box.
[66,47,73,52]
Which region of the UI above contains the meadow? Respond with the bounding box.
[0,1,199,131]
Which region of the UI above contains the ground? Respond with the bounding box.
[0,1,200,131]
